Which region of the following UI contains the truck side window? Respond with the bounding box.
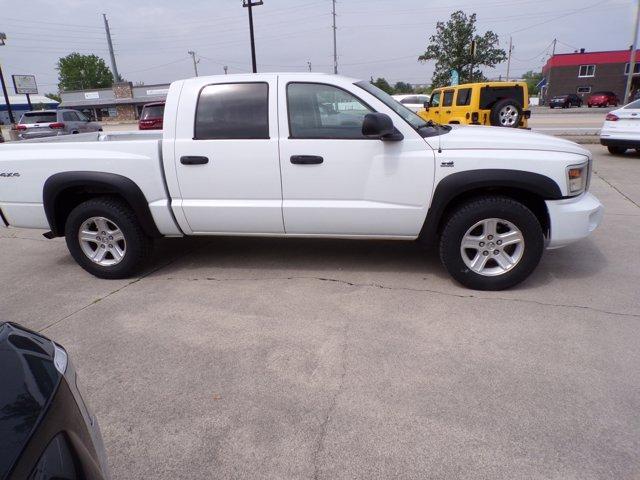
[456,88,472,106]
[287,83,373,139]
[430,92,441,107]
[195,82,269,140]
[442,90,454,107]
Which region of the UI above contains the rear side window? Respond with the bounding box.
[20,112,56,124]
[195,83,269,140]
[456,88,472,106]
[62,112,79,121]
[479,86,524,109]
[442,90,454,107]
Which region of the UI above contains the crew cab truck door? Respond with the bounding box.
[277,76,434,236]
[170,76,284,234]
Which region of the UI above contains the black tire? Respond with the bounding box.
[607,146,627,155]
[550,105,555,109]
[588,104,592,108]
[439,196,544,291]
[65,197,153,279]
[489,99,523,127]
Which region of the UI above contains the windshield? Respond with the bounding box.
[19,112,57,124]
[355,81,426,130]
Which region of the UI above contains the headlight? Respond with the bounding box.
[566,162,588,195]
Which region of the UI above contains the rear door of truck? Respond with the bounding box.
[169,75,284,234]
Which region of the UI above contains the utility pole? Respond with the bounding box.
[188,50,199,77]
[505,37,513,81]
[307,61,312,72]
[0,32,14,125]
[242,0,263,73]
[624,0,640,104]
[332,0,338,74]
[469,39,477,82]
[102,14,120,83]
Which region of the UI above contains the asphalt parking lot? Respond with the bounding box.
[2,144,639,479]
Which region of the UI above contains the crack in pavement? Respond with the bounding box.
[593,170,640,209]
[312,317,349,480]
[38,241,213,334]
[164,275,640,319]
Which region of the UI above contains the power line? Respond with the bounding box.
[509,0,611,34]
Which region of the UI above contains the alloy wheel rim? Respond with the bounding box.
[78,216,126,266]
[498,105,518,126]
[460,218,525,276]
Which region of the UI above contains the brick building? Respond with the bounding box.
[540,48,640,105]
[58,82,169,122]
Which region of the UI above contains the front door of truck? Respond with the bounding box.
[172,79,284,234]
[277,78,433,237]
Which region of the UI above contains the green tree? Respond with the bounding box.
[393,81,414,94]
[418,11,507,87]
[522,70,543,95]
[56,53,114,91]
[44,92,61,102]
[371,77,393,94]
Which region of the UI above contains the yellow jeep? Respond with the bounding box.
[418,82,531,128]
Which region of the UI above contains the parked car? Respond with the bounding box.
[0,322,110,479]
[600,99,640,154]
[138,102,165,130]
[418,82,531,128]
[14,109,102,140]
[587,91,619,108]
[392,94,431,112]
[549,94,582,109]
[0,73,602,290]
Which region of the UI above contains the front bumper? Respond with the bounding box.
[545,192,603,249]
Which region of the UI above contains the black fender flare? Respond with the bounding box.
[43,171,162,238]
[420,168,562,241]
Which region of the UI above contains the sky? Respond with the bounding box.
[0,0,635,93]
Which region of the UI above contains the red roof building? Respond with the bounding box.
[541,48,640,105]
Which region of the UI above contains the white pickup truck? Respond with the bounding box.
[0,73,603,290]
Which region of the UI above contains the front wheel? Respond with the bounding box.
[439,196,544,290]
[65,197,153,279]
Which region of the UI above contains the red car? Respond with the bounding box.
[138,102,165,130]
[587,91,619,108]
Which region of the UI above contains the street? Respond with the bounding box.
[529,106,612,137]
[2,145,638,479]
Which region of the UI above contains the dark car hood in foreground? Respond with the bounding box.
[0,322,61,478]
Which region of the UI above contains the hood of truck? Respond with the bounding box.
[435,125,590,157]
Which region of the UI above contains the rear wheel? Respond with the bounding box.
[607,146,627,155]
[65,197,153,279]
[439,196,544,290]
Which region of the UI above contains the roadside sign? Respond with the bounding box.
[12,75,38,94]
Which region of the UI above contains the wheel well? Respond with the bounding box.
[436,187,550,237]
[43,172,162,239]
[51,187,127,235]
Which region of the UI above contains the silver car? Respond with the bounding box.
[16,109,102,140]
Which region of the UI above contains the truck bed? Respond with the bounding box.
[0,131,179,235]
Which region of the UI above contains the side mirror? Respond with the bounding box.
[423,101,430,110]
[362,113,403,141]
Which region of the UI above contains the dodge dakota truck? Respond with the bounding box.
[0,73,603,290]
